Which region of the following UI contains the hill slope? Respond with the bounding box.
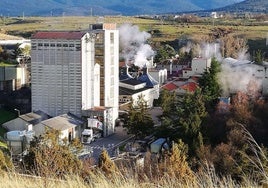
[0,0,244,16]
[218,0,268,13]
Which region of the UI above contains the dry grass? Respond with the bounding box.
[0,33,22,40]
[0,163,263,188]
[2,127,267,188]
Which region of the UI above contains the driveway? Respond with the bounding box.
[79,107,163,163]
[80,125,133,163]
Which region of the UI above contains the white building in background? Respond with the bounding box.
[0,66,28,91]
[31,23,119,136]
[182,57,211,78]
[211,12,218,19]
[148,69,167,86]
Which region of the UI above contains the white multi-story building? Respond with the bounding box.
[31,23,119,136]
[83,23,119,135]
[182,57,211,78]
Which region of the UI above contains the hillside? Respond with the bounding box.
[217,0,268,13]
[0,0,244,16]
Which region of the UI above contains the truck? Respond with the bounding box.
[81,118,103,144]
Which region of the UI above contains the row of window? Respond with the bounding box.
[32,43,81,51]
[33,43,80,47]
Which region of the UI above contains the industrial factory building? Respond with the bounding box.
[31,23,119,136]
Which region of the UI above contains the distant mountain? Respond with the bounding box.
[0,0,246,16]
[217,0,268,13]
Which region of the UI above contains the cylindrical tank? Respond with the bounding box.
[6,130,26,155]
[6,130,25,141]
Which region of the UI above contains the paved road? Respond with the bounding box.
[79,107,163,163]
[80,125,133,163]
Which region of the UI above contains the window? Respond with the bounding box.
[32,43,37,50]
[63,44,68,47]
[50,43,55,47]
[44,43,49,47]
[38,43,43,46]
[96,33,104,43]
[75,44,81,51]
[57,44,62,47]
[110,33,114,44]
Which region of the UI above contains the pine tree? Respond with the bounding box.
[198,57,221,111]
[176,89,207,156]
[253,49,264,65]
[159,89,177,117]
[124,95,154,139]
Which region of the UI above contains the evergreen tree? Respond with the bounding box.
[154,44,176,63]
[254,49,264,65]
[176,89,207,156]
[158,89,177,116]
[199,57,221,110]
[124,95,154,139]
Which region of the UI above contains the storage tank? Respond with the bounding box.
[6,130,35,155]
[6,130,26,155]
[6,130,25,141]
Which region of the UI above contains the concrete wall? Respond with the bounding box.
[31,37,87,117]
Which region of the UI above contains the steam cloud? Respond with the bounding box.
[201,43,222,60]
[180,41,262,97]
[119,24,155,68]
[180,42,222,60]
[218,58,262,97]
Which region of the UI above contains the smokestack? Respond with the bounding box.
[126,65,133,79]
[138,65,158,88]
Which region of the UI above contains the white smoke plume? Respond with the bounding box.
[218,58,262,97]
[180,42,222,60]
[237,47,250,61]
[180,42,193,53]
[201,43,222,60]
[119,23,155,68]
[180,41,262,97]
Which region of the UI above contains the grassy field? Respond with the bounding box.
[0,16,267,42]
[0,16,267,61]
[0,61,17,67]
